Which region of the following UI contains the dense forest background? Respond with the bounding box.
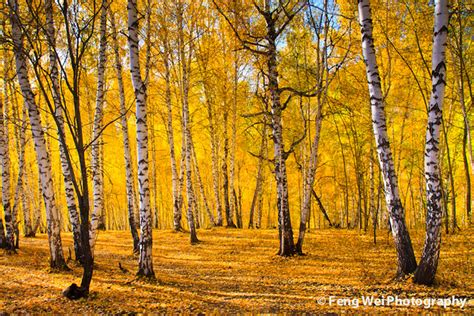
[0,0,472,308]
[2,0,471,233]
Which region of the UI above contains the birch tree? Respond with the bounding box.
[176,0,199,243]
[159,9,183,231]
[0,89,14,251]
[414,0,449,285]
[8,0,68,269]
[358,0,417,276]
[127,0,155,277]
[214,0,307,255]
[89,0,108,253]
[248,121,267,228]
[44,0,82,262]
[111,12,139,253]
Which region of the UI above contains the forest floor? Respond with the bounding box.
[0,227,472,313]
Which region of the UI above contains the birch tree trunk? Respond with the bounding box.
[177,0,199,243]
[44,0,82,261]
[414,0,449,285]
[206,88,223,226]
[295,88,325,254]
[358,0,417,275]
[249,122,267,229]
[89,0,108,253]
[127,0,155,278]
[222,106,236,228]
[111,13,139,253]
[0,87,14,250]
[10,93,27,246]
[9,0,67,269]
[162,34,182,232]
[12,98,33,237]
[229,53,238,228]
[267,16,295,256]
[190,135,216,226]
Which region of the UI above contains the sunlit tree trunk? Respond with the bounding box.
[358,0,417,276]
[264,12,295,256]
[12,99,33,237]
[452,3,471,226]
[10,94,27,246]
[206,88,223,226]
[128,0,155,278]
[162,32,182,232]
[89,0,108,253]
[414,0,449,285]
[229,49,239,228]
[191,137,216,226]
[111,13,139,253]
[177,0,199,243]
[222,104,236,228]
[44,0,82,261]
[0,75,14,250]
[9,0,67,269]
[249,122,267,229]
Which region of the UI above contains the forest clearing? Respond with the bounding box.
[0,228,472,313]
[1,0,473,313]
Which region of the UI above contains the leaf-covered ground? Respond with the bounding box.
[0,227,472,313]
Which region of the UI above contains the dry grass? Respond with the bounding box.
[0,227,472,313]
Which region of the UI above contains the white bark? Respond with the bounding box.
[415,0,449,285]
[0,77,14,250]
[177,0,199,242]
[190,135,216,226]
[162,34,181,231]
[358,0,417,275]
[8,0,66,268]
[44,0,82,260]
[10,90,28,243]
[127,0,155,277]
[89,0,108,253]
[111,12,139,253]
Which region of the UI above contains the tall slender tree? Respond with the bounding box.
[8,0,68,269]
[414,0,449,285]
[358,0,417,276]
[44,0,82,262]
[89,0,109,253]
[127,0,155,277]
[111,12,139,253]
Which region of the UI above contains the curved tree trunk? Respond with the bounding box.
[89,0,108,254]
[414,0,449,285]
[358,0,417,276]
[128,0,155,278]
[111,12,139,254]
[9,0,67,269]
